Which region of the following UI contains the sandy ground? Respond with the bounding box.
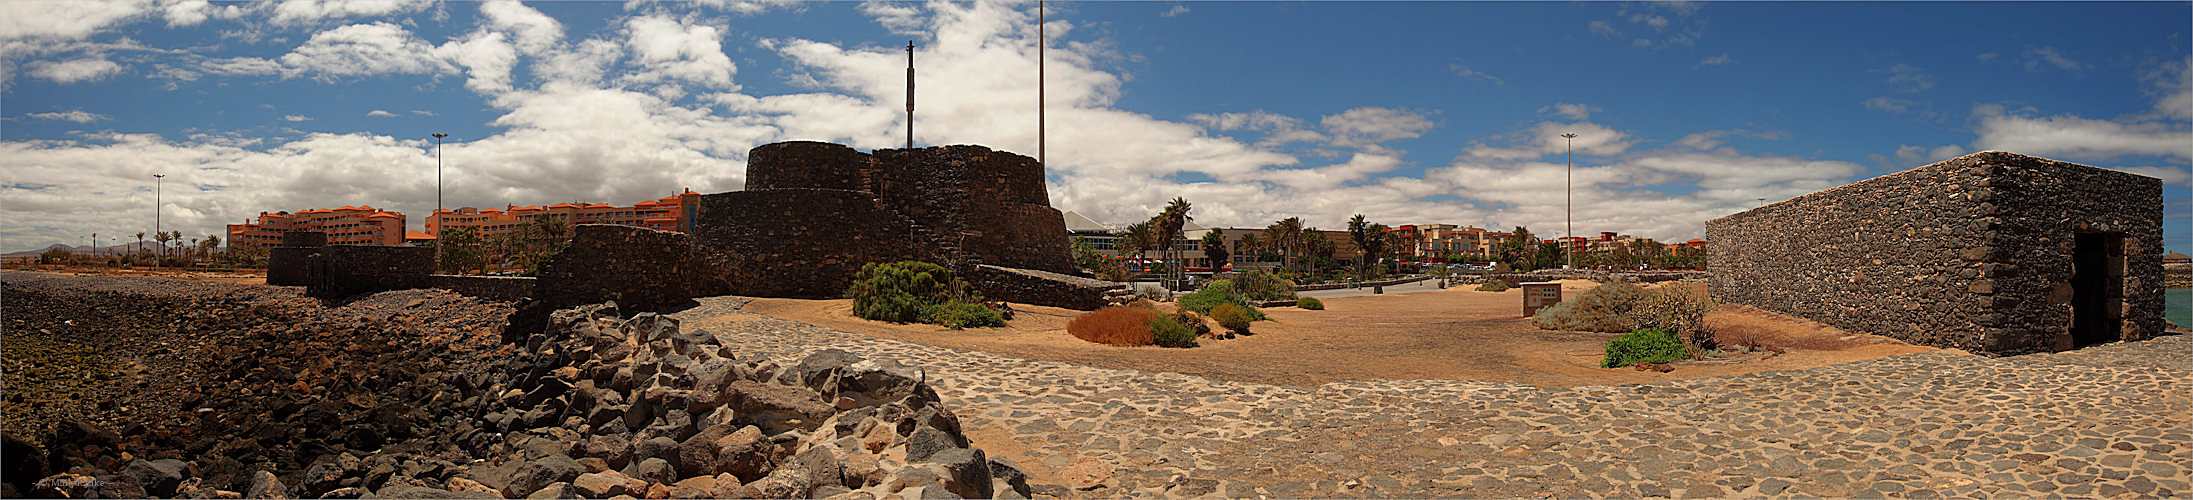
[740,280,1937,388]
[10,265,267,284]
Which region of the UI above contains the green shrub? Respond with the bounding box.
[1476,281,1509,292]
[1533,281,1647,332]
[847,261,1002,328]
[1177,280,1268,320]
[1602,328,1686,368]
[925,301,1006,330]
[1170,308,1212,338]
[1149,314,1199,348]
[1231,270,1297,301]
[1630,285,1718,343]
[1209,303,1253,334]
[1296,297,1325,310]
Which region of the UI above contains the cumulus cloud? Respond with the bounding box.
[1321,107,1434,149]
[27,110,109,123]
[0,1,149,41]
[1538,103,1599,121]
[1672,129,1788,150]
[480,0,562,55]
[1971,104,2191,162]
[366,109,398,117]
[282,114,311,122]
[1449,63,1502,85]
[28,57,122,83]
[267,0,433,26]
[2023,46,2084,71]
[1872,63,1932,93]
[277,22,454,80]
[619,15,737,90]
[1464,121,1633,160]
[1162,5,1189,18]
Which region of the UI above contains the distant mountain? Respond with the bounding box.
[3,242,165,257]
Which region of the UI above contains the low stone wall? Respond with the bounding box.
[970,265,1124,311]
[430,275,536,302]
[1294,276,1433,291]
[306,246,434,298]
[689,189,922,299]
[535,224,694,312]
[2167,263,2191,288]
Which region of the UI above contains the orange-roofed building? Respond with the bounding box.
[428,189,705,238]
[228,205,408,248]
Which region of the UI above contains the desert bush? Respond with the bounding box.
[1602,328,1685,368]
[1150,314,1199,348]
[1209,303,1253,335]
[925,301,1006,330]
[1532,281,1648,332]
[1177,280,1269,321]
[1231,270,1297,301]
[1067,307,1157,346]
[1476,281,1509,292]
[1170,308,1213,338]
[847,261,1001,328]
[1296,296,1325,310]
[1630,285,1718,345]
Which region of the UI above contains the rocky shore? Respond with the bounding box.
[2,272,1022,499]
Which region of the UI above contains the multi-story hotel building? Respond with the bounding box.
[426,190,703,238]
[228,206,407,248]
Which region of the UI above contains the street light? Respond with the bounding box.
[153,173,164,270]
[1561,132,1577,270]
[432,132,448,271]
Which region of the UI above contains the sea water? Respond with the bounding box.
[2169,288,2191,328]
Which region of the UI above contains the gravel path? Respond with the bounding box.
[674,297,2193,499]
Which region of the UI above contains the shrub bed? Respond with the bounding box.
[1209,303,1253,335]
[1296,296,1324,310]
[1178,280,1268,321]
[1476,281,1509,292]
[846,261,1006,329]
[1603,328,1686,368]
[1150,314,1199,348]
[1067,307,1157,346]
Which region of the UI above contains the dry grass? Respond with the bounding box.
[1704,304,1877,351]
[1066,306,1157,346]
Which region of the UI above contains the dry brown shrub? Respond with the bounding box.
[1068,306,1157,346]
[1705,304,1870,351]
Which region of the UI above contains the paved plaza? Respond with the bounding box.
[675,297,2193,499]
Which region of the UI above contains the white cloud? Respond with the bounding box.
[1538,103,1599,121]
[0,1,149,42]
[2023,46,2084,71]
[367,109,398,117]
[1162,5,1189,18]
[2111,166,2193,187]
[1464,121,1633,160]
[160,0,213,27]
[859,1,925,35]
[480,0,563,55]
[1887,144,1967,166]
[1321,107,1434,149]
[277,22,455,80]
[411,109,436,116]
[434,30,518,93]
[282,114,311,122]
[1971,104,2191,162]
[1588,20,1621,38]
[1672,129,1788,150]
[1449,64,1502,85]
[619,15,738,90]
[267,0,433,26]
[1872,63,1932,93]
[28,57,122,83]
[1863,96,1914,113]
[27,110,108,123]
[1694,53,1734,68]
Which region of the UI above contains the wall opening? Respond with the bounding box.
[2071,232,2125,347]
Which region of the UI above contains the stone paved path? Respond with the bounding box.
[674,298,2193,499]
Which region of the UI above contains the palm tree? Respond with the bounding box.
[1154,198,1192,285]
[1347,215,1373,280]
[1266,217,1305,273]
[201,235,221,265]
[1200,230,1229,273]
[1122,221,1157,273]
[152,231,172,262]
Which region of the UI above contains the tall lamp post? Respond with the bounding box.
[153,173,164,270]
[1561,132,1577,270]
[432,133,448,271]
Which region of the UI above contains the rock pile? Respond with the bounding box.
[448,302,1030,500]
[3,271,1020,499]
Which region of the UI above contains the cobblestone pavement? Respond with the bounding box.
[675,298,2193,499]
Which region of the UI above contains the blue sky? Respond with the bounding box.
[2,0,2188,255]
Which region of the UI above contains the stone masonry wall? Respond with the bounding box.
[1984,152,2165,352]
[743,141,870,191]
[534,224,694,311]
[970,265,1125,311]
[306,245,434,298]
[1708,151,2163,355]
[689,189,922,299]
[430,275,536,302]
[265,231,328,286]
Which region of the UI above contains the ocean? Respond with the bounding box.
[2169,288,2190,328]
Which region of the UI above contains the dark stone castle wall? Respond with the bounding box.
[306,246,434,298]
[969,203,1074,273]
[1707,151,2163,355]
[689,189,924,299]
[1983,152,2165,352]
[744,141,872,191]
[534,224,694,311]
[970,265,1125,311]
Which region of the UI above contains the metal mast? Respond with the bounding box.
[906,41,916,149]
[1038,0,1045,166]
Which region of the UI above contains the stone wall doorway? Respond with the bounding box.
[2071,232,2126,347]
